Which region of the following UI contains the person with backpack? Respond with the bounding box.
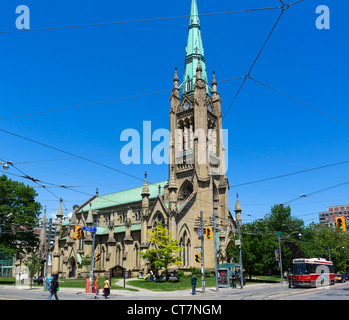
[230,273,236,288]
[48,274,59,300]
[191,274,197,295]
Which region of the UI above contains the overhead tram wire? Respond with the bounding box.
[0,127,145,183]
[5,162,69,212]
[222,0,303,121]
[0,5,284,35]
[249,77,349,127]
[0,76,244,121]
[282,180,349,206]
[228,158,349,189]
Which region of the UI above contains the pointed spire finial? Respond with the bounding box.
[173,67,179,89]
[169,165,177,190]
[235,193,241,212]
[196,59,202,80]
[56,199,63,217]
[235,193,242,223]
[211,71,217,92]
[142,171,150,196]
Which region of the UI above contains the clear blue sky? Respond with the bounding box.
[0,0,348,226]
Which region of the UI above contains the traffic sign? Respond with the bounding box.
[197,227,204,237]
[82,226,97,232]
[345,214,349,222]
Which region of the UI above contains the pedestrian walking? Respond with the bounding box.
[230,273,236,288]
[103,277,110,299]
[48,274,59,300]
[94,277,100,299]
[191,274,197,295]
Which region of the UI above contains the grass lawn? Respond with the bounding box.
[0,277,16,285]
[127,274,281,291]
[127,276,218,291]
[248,275,281,283]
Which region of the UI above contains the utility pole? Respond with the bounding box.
[89,211,98,293]
[200,211,205,293]
[44,218,52,291]
[277,231,283,285]
[238,221,243,289]
[212,213,218,292]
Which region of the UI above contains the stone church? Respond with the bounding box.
[50,0,241,278]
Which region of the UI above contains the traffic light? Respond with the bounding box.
[195,254,200,263]
[74,226,82,239]
[336,216,346,232]
[206,227,212,240]
[94,253,100,262]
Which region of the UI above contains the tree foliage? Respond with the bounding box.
[24,253,44,289]
[140,224,184,280]
[228,203,349,277]
[0,174,41,256]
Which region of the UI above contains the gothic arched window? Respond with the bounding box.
[179,180,193,203]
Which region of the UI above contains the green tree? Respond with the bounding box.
[227,204,306,278]
[302,223,349,272]
[24,253,44,289]
[140,224,184,281]
[0,174,42,256]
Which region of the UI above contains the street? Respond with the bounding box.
[1,281,349,300]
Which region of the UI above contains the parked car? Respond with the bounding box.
[335,273,346,283]
[344,272,349,280]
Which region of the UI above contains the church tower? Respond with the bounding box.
[169,0,231,269]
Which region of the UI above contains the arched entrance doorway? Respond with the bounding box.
[68,257,76,278]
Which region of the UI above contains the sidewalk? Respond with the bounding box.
[0,279,285,298]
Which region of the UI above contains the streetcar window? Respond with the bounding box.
[293,263,311,275]
[293,263,334,274]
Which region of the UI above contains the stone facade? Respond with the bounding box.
[50,0,240,279]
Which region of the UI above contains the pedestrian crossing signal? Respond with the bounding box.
[74,226,82,239]
[336,216,346,232]
[206,227,212,240]
[95,253,100,262]
[195,254,200,263]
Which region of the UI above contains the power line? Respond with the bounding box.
[283,181,349,205]
[222,0,303,120]
[0,6,283,35]
[229,159,349,189]
[0,76,243,121]
[0,89,171,121]
[249,77,349,127]
[0,127,144,183]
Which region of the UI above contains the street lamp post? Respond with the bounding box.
[328,246,345,261]
[89,210,98,294]
[276,231,301,285]
[277,231,283,285]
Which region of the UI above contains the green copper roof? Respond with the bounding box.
[181,0,209,95]
[78,180,168,213]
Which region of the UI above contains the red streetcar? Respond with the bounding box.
[289,258,335,288]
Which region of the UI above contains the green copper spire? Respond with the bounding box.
[181,0,209,95]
